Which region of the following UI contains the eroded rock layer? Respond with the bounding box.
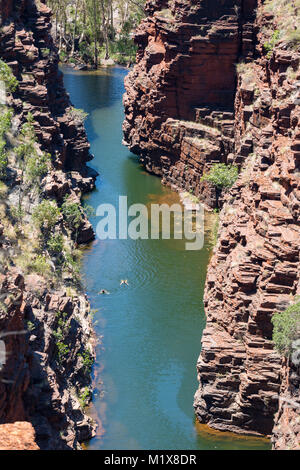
[195,2,300,446]
[0,0,97,450]
[0,422,39,450]
[123,0,257,208]
[124,0,300,448]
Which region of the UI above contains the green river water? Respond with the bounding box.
[62,66,270,450]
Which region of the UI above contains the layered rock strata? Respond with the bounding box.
[0,422,40,450]
[0,0,97,450]
[195,1,300,445]
[124,0,300,448]
[123,0,257,208]
[272,361,300,450]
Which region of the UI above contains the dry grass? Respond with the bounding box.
[236,62,258,87]
[156,8,174,20]
[263,0,300,49]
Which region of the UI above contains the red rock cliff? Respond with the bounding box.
[124,0,257,208]
[124,0,300,449]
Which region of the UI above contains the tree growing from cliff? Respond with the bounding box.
[272,300,300,359]
[201,163,239,189]
[62,197,82,230]
[0,108,13,177]
[0,60,18,93]
[32,200,61,233]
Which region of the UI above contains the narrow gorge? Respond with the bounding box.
[123,0,300,450]
[0,0,298,452]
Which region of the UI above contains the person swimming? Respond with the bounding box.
[99,289,110,295]
[120,280,129,286]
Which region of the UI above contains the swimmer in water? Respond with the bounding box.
[99,289,110,295]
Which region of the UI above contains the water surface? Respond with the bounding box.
[62,66,270,450]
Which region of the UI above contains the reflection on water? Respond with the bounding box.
[62,66,271,450]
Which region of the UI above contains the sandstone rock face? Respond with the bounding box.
[0,0,97,450]
[272,361,300,450]
[0,270,28,424]
[0,422,39,450]
[195,2,300,446]
[21,282,97,450]
[123,0,257,208]
[124,0,300,448]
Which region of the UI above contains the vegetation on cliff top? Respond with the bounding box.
[263,0,300,53]
[48,0,146,67]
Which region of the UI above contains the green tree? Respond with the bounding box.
[272,301,300,357]
[0,109,13,178]
[0,60,18,93]
[32,200,61,231]
[26,152,50,181]
[201,163,239,189]
[47,233,64,255]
